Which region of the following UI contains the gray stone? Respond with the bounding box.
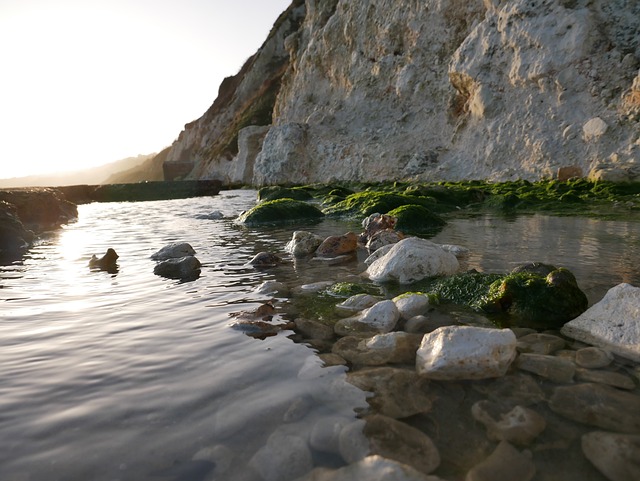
[549,383,640,433]
[192,444,234,475]
[153,255,201,280]
[254,280,289,297]
[561,283,640,363]
[416,326,517,380]
[393,293,432,320]
[516,333,566,355]
[285,231,324,257]
[582,431,640,481]
[335,294,381,317]
[471,401,546,446]
[318,353,347,367]
[575,347,614,369]
[465,441,535,481]
[515,353,575,383]
[150,242,196,260]
[473,373,546,408]
[334,300,400,336]
[366,237,459,284]
[366,230,403,252]
[363,415,440,475]
[363,244,394,266]
[575,368,636,390]
[249,431,313,481]
[346,367,432,419]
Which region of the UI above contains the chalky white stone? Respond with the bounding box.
[416,326,517,380]
[366,237,459,284]
[561,283,640,363]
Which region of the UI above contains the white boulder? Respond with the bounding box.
[151,242,196,260]
[334,300,400,335]
[416,326,517,380]
[286,231,324,256]
[393,293,432,320]
[561,283,640,363]
[366,237,459,284]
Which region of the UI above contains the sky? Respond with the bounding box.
[0,0,292,179]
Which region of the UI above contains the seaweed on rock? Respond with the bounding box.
[236,198,324,225]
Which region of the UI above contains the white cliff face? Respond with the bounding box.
[164,0,639,185]
[254,0,640,185]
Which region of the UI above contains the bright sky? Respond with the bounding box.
[0,0,292,179]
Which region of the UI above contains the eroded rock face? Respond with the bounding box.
[162,0,639,186]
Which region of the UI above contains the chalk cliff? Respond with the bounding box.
[163,0,640,185]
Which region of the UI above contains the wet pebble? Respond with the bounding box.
[286,230,324,256]
[515,353,576,383]
[333,333,420,366]
[254,280,289,296]
[295,317,335,341]
[575,346,614,369]
[394,293,432,320]
[516,333,566,355]
[334,300,400,336]
[248,251,282,267]
[465,441,535,481]
[581,431,640,481]
[335,294,381,317]
[471,401,546,445]
[473,373,546,407]
[575,367,636,390]
[249,431,313,481]
[316,232,358,258]
[309,416,352,455]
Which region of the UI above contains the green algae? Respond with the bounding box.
[257,186,313,202]
[237,198,324,225]
[324,282,382,298]
[322,191,436,219]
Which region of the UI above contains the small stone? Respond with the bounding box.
[404,315,455,334]
[393,293,432,320]
[465,441,535,481]
[334,300,400,336]
[583,117,608,141]
[364,415,440,474]
[285,230,324,256]
[335,294,381,317]
[471,401,546,445]
[318,353,347,367]
[555,349,577,361]
[416,326,517,380]
[473,373,546,407]
[549,383,640,433]
[515,353,575,383]
[254,280,289,296]
[309,416,352,455]
[516,333,566,355]
[248,251,282,267]
[151,242,196,260]
[310,254,355,265]
[346,367,432,418]
[366,229,403,252]
[249,431,313,481]
[582,431,640,481]
[363,243,394,266]
[575,368,636,390]
[192,444,234,474]
[284,397,313,422]
[575,347,614,369]
[333,332,421,366]
[316,232,359,257]
[339,419,370,463]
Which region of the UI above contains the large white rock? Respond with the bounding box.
[366,237,459,284]
[561,283,640,363]
[416,326,517,380]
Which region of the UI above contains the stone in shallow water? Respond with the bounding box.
[363,415,440,475]
[515,353,575,383]
[465,441,535,481]
[346,367,432,418]
[471,401,546,446]
[296,455,445,481]
[285,230,324,256]
[394,293,432,320]
[549,383,640,433]
[254,280,289,296]
[473,373,546,408]
[295,318,335,341]
[333,333,421,366]
[335,294,381,317]
[249,431,313,481]
[153,255,201,280]
[150,242,196,260]
[309,415,353,455]
[334,300,400,336]
[316,232,358,257]
[516,333,566,355]
[561,283,640,363]
[581,431,640,481]
[416,326,517,380]
[575,346,614,369]
[575,368,636,390]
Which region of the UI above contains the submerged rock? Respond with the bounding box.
[471,401,546,446]
[581,431,640,481]
[89,248,119,273]
[515,353,576,383]
[249,431,313,481]
[465,441,535,481]
[416,326,517,380]
[366,237,459,284]
[334,300,400,336]
[248,251,282,267]
[151,242,196,261]
[575,347,614,369]
[561,283,640,363]
[332,332,421,366]
[153,255,201,280]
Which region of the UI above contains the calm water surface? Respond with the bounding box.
[1,190,640,481]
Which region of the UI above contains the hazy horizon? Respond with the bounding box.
[0,0,292,179]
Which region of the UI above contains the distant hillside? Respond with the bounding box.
[104,148,169,184]
[0,153,157,188]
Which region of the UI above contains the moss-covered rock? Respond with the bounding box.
[237,198,324,225]
[324,282,382,298]
[323,191,436,219]
[387,204,446,234]
[426,266,588,328]
[257,186,313,202]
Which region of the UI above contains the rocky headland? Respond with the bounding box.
[161,0,639,186]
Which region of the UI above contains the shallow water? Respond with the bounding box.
[1,190,639,481]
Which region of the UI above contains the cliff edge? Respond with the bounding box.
[163,0,640,185]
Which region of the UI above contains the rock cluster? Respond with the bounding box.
[151,242,201,280]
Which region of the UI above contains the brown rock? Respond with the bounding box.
[465,441,535,481]
[316,232,359,257]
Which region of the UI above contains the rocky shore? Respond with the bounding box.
[193,184,640,481]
